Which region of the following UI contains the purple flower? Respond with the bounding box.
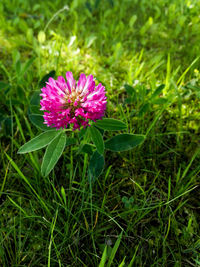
[40,72,107,130]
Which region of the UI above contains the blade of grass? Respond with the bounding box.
[5,153,51,215]
[177,57,199,86]
[7,196,28,216]
[127,244,139,267]
[48,209,58,267]
[99,246,107,267]
[107,231,123,267]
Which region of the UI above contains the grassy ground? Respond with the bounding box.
[0,0,200,266]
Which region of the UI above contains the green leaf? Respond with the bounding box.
[150,84,165,99]
[95,118,127,131]
[151,98,168,105]
[89,126,104,154]
[0,82,10,90]
[124,84,135,95]
[28,111,52,131]
[66,137,77,146]
[18,130,60,154]
[41,132,66,177]
[78,127,88,139]
[89,150,104,180]
[21,57,35,76]
[6,99,21,105]
[30,91,41,105]
[77,144,94,155]
[5,117,12,136]
[16,60,21,76]
[138,103,151,116]
[186,84,200,91]
[38,30,46,43]
[39,70,56,88]
[105,134,145,152]
[30,105,43,115]
[129,14,137,28]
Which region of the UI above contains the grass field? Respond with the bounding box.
[0,0,200,266]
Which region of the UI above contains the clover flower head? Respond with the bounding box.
[40,72,107,130]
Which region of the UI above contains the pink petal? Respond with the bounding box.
[81,74,94,95]
[66,71,76,92]
[76,73,86,92]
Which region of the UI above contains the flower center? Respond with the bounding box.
[63,89,83,111]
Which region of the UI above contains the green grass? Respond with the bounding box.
[0,0,200,266]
